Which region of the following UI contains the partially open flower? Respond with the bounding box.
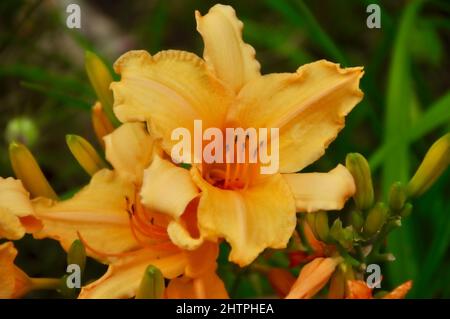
[31,121,227,299]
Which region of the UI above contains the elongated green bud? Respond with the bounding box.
[364,202,388,237]
[136,265,165,299]
[400,202,413,218]
[408,133,450,197]
[85,51,120,127]
[345,153,374,210]
[67,240,86,274]
[9,142,58,199]
[350,210,364,232]
[66,135,107,176]
[389,182,407,212]
[315,211,329,241]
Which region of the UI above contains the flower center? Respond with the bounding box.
[202,133,261,190]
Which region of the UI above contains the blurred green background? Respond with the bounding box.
[0,0,449,298]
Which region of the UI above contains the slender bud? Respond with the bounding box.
[364,202,388,237]
[389,182,407,212]
[305,213,317,237]
[408,133,450,197]
[66,135,107,176]
[350,210,364,232]
[400,203,413,218]
[136,265,165,299]
[315,211,329,241]
[9,142,58,199]
[328,268,345,299]
[91,102,114,148]
[67,240,86,274]
[85,51,120,127]
[345,153,374,210]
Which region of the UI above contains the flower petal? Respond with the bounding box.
[346,280,373,299]
[104,122,154,182]
[195,4,260,92]
[185,241,218,278]
[0,242,31,299]
[79,248,187,299]
[141,155,199,220]
[111,50,232,158]
[227,60,363,173]
[285,257,340,299]
[0,177,35,240]
[0,209,25,240]
[32,170,138,260]
[191,168,296,266]
[0,177,34,217]
[166,199,204,251]
[383,280,412,299]
[166,269,228,299]
[283,164,355,213]
[167,220,204,251]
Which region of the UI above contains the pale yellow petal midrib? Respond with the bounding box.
[35,211,129,225]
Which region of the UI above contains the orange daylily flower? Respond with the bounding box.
[0,177,40,240]
[347,280,412,299]
[31,122,227,299]
[110,4,362,266]
[0,242,33,298]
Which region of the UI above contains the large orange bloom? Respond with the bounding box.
[110,4,362,266]
[32,123,227,299]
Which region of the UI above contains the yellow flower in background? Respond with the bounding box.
[110,4,362,266]
[0,177,40,240]
[0,242,32,298]
[32,123,227,299]
[0,242,62,299]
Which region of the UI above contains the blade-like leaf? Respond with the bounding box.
[384,0,424,289]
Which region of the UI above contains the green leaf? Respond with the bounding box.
[410,19,443,66]
[0,64,93,98]
[383,0,424,290]
[21,81,91,110]
[383,0,424,194]
[264,0,348,64]
[369,90,450,170]
[243,19,312,67]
